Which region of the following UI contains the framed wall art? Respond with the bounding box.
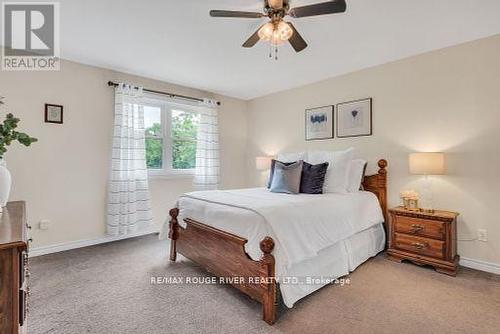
[305,105,334,141]
[45,104,64,124]
[337,98,372,138]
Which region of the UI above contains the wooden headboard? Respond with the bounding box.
[362,159,388,225]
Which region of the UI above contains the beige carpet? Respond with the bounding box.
[29,235,500,334]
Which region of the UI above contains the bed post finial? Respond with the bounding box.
[169,208,180,262]
[260,236,276,325]
[260,237,275,255]
[378,159,388,174]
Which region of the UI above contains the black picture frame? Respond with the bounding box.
[44,104,63,124]
[305,105,334,141]
[336,98,372,138]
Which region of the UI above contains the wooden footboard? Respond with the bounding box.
[169,208,277,325]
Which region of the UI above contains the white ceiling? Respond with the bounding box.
[55,0,500,99]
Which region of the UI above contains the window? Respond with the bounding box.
[143,97,200,176]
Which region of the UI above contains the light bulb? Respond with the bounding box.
[271,30,285,46]
[258,22,274,41]
[277,21,293,41]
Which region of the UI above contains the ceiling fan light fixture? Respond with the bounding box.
[212,0,348,56]
[277,21,293,41]
[258,22,275,41]
[258,20,293,43]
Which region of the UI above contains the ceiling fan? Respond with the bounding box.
[209,0,347,59]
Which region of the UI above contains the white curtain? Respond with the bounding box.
[193,104,220,190]
[107,83,153,236]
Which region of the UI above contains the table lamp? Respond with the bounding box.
[409,152,445,213]
[256,156,273,171]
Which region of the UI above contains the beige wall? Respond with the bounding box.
[0,60,247,247]
[246,34,500,265]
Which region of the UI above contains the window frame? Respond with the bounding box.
[143,95,200,179]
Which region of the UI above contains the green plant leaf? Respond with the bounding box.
[0,111,37,156]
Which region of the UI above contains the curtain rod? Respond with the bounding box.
[107,81,221,106]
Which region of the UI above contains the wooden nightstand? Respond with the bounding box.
[387,206,459,276]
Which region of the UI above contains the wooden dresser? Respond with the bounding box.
[0,202,30,333]
[387,206,459,276]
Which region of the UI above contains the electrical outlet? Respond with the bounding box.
[39,219,51,230]
[477,229,488,242]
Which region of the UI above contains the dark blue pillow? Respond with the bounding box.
[300,161,329,194]
[267,159,296,188]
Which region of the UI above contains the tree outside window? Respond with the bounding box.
[144,103,200,174]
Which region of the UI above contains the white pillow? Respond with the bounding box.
[276,152,307,163]
[307,148,354,193]
[347,159,367,192]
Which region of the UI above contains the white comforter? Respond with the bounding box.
[171,188,384,269]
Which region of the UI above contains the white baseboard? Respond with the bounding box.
[29,227,160,258]
[460,257,500,275]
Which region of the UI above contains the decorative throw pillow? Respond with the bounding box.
[307,148,354,193]
[267,159,296,188]
[269,160,303,194]
[347,159,368,192]
[300,161,329,194]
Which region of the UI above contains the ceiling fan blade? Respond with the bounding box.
[210,10,264,18]
[268,0,284,9]
[287,23,308,52]
[289,0,346,18]
[242,25,264,48]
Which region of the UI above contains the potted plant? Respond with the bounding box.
[0,97,37,211]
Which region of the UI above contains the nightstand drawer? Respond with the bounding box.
[394,215,444,240]
[394,233,445,259]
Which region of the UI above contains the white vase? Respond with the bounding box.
[0,159,12,208]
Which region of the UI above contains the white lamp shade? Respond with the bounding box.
[256,156,273,171]
[409,152,445,175]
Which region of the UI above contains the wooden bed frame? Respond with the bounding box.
[168,159,388,325]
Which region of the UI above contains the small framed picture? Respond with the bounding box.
[305,105,334,141]
[45,104,63,124]
[337,98,372,138]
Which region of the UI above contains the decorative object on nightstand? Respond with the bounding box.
[387,206,459,276]
[409,152,445,213]
[400,190,419,211]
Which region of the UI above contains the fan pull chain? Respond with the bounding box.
[267,41,279,61]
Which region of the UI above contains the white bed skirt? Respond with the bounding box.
[279,223,385,307]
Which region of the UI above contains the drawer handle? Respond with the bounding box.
[409,224,424,233]
[412,242,428,250]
